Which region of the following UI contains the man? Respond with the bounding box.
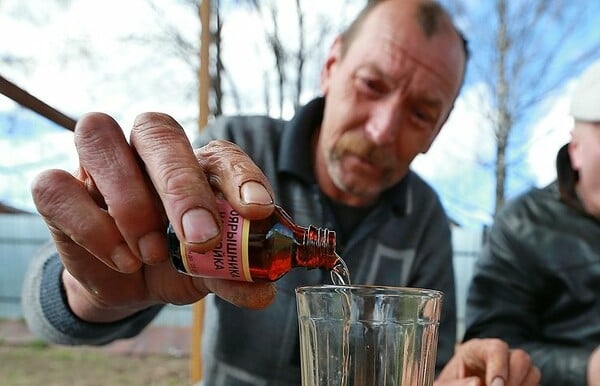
[464,58,600,386]
[23,1,539,385]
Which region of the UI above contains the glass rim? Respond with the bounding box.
[295,284,443,299]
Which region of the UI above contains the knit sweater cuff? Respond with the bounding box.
[23,245,162,346]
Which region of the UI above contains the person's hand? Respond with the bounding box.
[31,112,277,323]
[588,345,600,386]
[434,339,541,386]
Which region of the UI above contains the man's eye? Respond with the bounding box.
[413,109,431,122]
[412,109,439,131]
[362,78,377,90]
[357,76,384,94]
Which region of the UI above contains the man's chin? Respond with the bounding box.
[334,178,385,203]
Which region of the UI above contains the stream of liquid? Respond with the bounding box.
[330,252,351,286]
[328,252,352,385]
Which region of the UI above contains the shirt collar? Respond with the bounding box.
[278,97,325,183]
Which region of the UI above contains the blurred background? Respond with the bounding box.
[2,0,600,223]
[1,0,599,381]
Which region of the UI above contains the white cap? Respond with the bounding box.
[570,59,600,122]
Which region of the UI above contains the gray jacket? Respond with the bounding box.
[464,144,600,386]
[23,97,456,386]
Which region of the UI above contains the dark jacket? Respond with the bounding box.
[22,98,456,386]
[463,144,600,386]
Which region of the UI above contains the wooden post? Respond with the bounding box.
[198,0,211,134]
[190,0,211,384]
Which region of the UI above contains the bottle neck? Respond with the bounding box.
[296,225,337,269]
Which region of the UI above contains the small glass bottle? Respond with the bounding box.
[167,198,338,282]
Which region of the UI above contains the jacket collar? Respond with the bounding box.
[278,97,324,184]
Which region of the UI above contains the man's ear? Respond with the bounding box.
[320,36,343,94]
[568,128,582,170]
[420,128,441,154]
[421,108,451,154]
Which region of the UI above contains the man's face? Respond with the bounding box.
[316,0,465,206]
[569,121,600,217]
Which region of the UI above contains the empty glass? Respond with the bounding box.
[296,285,443,386]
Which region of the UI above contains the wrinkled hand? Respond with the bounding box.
[588,345,600,386]
[435,339,541,386]
[32,112,276,322]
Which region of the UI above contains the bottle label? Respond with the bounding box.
[181,199,253,281]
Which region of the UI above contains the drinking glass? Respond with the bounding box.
[296,285,443,386]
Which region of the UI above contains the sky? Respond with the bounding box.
[0,0,597,228]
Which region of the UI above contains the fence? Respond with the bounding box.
[0,213,50,319]
[452,226,485,340]
[0,213,482,335]
[0,213,191,326]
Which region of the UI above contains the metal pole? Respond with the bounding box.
[0,75,76,131]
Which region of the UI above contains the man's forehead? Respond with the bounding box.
[355,2,465,90]
[347,30,463,97]
[575,120,600,129]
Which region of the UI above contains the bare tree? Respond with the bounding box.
[267,3,286,118]
[293,0,305,110]
[246,0,287,117]
[445,0,600,215]
[125,0,358,123]
[0,0,76,80]
[246,0,347,116]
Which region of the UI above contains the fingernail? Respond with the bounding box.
[111,243,141,273]
[491,377,505,386]
[138,231,167,264]
[182,208,220,243]
[240,181,272,205]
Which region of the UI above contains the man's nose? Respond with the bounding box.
[364,103,400,145]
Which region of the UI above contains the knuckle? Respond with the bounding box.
[131,112,183,140]
[510,348,532,364]
[131,113,190,160]
[74,113,119,147]
[104,190,145,218]
[67,217,105,247]
[31,170,71,215]
[134,112,177,127]
[74,115,130,173]
[197,140,245,159]
[196,140,262,178]
[75,112,116,135]
[485,338,509,353]
[157,162,201,197]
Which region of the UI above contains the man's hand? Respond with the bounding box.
[32,112,277,323]
[435,339,541,386]
[588,345,600,386]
